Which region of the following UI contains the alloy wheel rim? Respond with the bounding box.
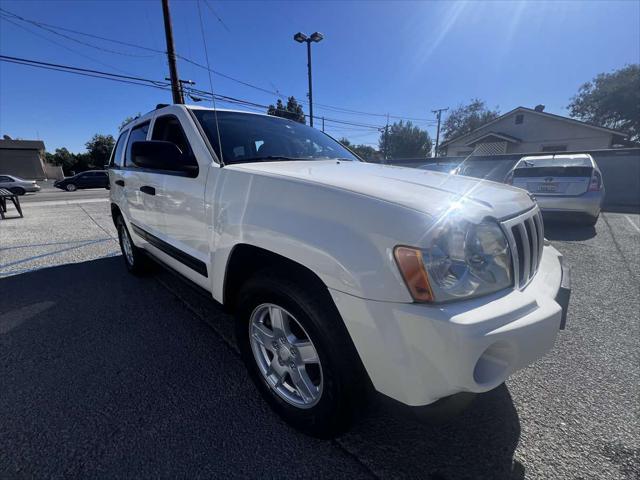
[120,226,135,266]
[249,303,323,409]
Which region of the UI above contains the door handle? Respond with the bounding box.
[140,185,156,196]
[115,180,125,187]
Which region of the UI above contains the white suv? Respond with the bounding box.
[109,104,570,437]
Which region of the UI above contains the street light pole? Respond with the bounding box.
[294,32,324,128]
[306,40,313,127]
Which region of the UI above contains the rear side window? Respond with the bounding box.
[109,131,128,167]
[125,122,150,167]
[0,176,11,182]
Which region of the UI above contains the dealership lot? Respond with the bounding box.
[1,200,638,479]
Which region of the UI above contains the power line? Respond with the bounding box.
[0,8,158,58]
[0,54,384,130]
[0,6,434,123]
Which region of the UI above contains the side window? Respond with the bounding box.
[125,122,150,167]
[0,176,11,182]
[109,131,128,167]
[151,115,197,167]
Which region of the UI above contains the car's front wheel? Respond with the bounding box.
[116,216,150,275]
[66,183,77,192]
[9,187,25,195]
[235,271,367,438]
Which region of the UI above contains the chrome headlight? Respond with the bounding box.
[395,218,512,302]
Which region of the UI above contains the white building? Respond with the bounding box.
[440,106,627,157]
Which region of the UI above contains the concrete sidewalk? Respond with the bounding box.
[0,200,119,278]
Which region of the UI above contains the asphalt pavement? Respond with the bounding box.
[0,201,638,479]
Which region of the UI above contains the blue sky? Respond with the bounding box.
[0,0,638,153]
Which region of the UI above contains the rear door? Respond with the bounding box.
[512,165,592,196]
[121,121,164,236]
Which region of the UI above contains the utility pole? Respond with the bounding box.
[383,113,389,163]
[322,116,325,132]
[161,0,184,104]
[432,107,448,158]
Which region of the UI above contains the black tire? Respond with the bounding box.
[66,183,77,192]
[585,215,599,226]
[235,271,368,438]
[116,215,151,275]
[9,187,25,195]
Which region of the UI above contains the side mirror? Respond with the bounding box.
[131,141,197,174]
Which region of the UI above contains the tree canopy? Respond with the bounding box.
[568,64,640,143]
[267,96,306,124]
[378,120,432,159]
[338,138,381,162]
[45,133,115,175]
[441,99,500,146]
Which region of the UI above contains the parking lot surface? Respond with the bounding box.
[1,200,638,479]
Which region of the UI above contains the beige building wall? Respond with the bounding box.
[445,110,615,156]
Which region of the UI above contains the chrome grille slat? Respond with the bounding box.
[501,207,544,289]
[517,223,531,283]
[528,217,538,274]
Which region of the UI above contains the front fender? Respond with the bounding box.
[210,169,432,303]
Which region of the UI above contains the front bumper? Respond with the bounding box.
[329,244,569,407]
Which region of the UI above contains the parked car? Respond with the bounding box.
[451,157,520,182]
[505,154,604,225]
[417,162,459,173]
[109,104,570,437]
[54,170,109,191]
[0,174,41,195]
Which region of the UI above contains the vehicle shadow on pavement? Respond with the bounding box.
[0,257,522,479]
[543,221,596,241]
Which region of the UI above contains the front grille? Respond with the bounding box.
[501,207,544,289]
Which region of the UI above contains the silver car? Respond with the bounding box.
[505,154,604,225]
[0,174,41,195]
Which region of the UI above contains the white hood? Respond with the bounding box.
[229,160,535,220]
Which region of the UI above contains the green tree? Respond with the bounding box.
[441,99,500,146]
[45,147,76,172]
[338,138,381,162]
[267,96,306,124]
[568,64,640,143]
[85,134,115,168]
[378,121,432,159]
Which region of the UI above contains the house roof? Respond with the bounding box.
[440,106,627,148]
[463,131,522,146]
[0,139,46,151]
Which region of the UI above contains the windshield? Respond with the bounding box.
[192,110,359,164]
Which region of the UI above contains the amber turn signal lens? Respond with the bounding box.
[394,246,434,302]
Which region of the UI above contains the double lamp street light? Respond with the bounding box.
[293,32,323,127]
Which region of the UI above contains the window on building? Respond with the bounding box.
[515,114,524,125]
[125,122,150,167]
[541,145,568,152]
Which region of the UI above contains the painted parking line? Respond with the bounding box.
[624,215,640,233]
[21,198,110,207]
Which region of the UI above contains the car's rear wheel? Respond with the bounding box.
[9,187,25,195]
[235,271,367,438]
[66,183,77,192]
[116,216,150,275]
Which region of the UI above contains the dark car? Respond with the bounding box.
[54,170,109,192]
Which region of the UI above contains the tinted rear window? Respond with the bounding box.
[514,166,593,177]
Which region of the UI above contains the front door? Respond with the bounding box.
[148,110,211,287]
